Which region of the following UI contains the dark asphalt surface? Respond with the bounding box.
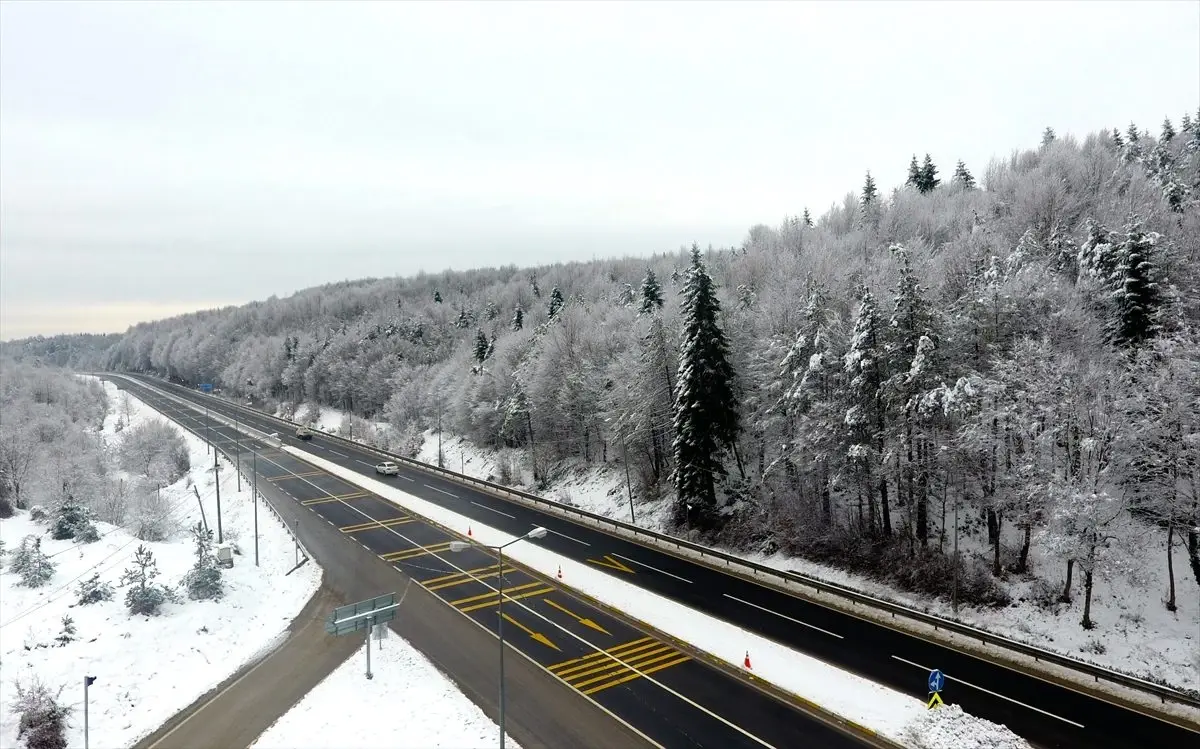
[124,374,1200,749]
[113,376,877,749]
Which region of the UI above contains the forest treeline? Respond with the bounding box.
[7,116,1200,629]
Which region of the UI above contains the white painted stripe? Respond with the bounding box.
[424,484,459,498]
[471,501,515,519]
[889,655,1084,728]
[355,459,374,468]
[723,594,843,639]
[547,528,591,547]
[612,553,693,584]
[328,449,349,458]
[309,443,325,451]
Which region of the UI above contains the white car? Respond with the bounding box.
[375,461,400,476]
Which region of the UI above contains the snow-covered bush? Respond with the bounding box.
[28,505,48,522]
[11,676,71,749]
[126,487,177,542]
[51,499,98,541]
[120,544,177,616]
[119,420,190,483]
[10,535,55,588]
[75,573,115,605]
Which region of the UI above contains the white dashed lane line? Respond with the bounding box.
[424,484,458,498]
[612,553,693,584]
[328,449,348,458]
[722,594,842,639]
[546,528,591,546]
[470,501,515,519]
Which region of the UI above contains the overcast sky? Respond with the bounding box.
[1,0,1197,340]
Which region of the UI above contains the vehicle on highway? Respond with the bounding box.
[375,461,400,475]
[295,426,313,440]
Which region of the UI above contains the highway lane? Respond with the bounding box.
[115,377,879,749]
[134,375,1200,749]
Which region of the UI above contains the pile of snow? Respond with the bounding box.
[0,380,321,749]
[901,703,1031,749]
[250,635,518,749]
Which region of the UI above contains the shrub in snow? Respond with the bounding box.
[119,420,190,483]
[54,615,76,647]
[183,523,223,601]
[51,498,99,542]
[126,488,177,542]
[11,676,71,749]
[29,504,49,522]
[76,573,115,605]
[12,536,55,588]
[120,544,177,616]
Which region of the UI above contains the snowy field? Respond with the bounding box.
[250,634,519,749]
[0,380,322,749]
[290,446,1030,748]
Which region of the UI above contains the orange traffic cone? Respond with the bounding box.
[743,651,753,670]
[557,565,563,580]
[468,525,473,537]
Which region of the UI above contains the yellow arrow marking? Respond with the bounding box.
[543,598,611,635]
[586,555,635,574]
[501,613,560,651]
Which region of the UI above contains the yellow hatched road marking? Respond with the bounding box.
[382,542,454,561]
[555,640,664,678]
[450,581,545,607]
[267,470,324,482]
[425,566,513,591]
[573,646,677,688]
[302,491,369,506]
[339,516,415,533]
[582,654,691,695]
[550,636,653,671]
[458,586,556,613]
[547,635,691,695]
[421,564,507,586]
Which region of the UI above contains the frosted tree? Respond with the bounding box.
[859,171,880,229]
[1041,126,1056,146]
[120,544,175,615]
[511,306,523,331]
[672,244,740,529]
[184,523,223,601]
[905,155,922,190]
[918,154,939,193]
[951,160,975,189]
[547,287,565,320]
[473,329,490,365]
[844,287,890,536]
[0,404,37,512]
[639,269,664,314]
[55,615,76,647]
[51,498,97,542]
[1107,215,1163,349]
[802,207,813,227]
[1161,117,1176,143]
[433,289,442,303]
[11,536,54,588]
[76,573,115,605]
[12,677,71,749]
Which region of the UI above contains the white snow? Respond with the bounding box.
[0,380,322,749]
[287,447,1028,746]
[900,703,1031,749]
[250,632,519,749]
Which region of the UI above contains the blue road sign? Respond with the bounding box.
[928,669,945,693]
[199,383,213,393]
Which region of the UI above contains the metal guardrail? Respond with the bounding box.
[125,373,1200,710]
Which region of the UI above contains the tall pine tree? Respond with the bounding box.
[640,269,664,314]
[1041,127,1056,146]
[547,287,565,319]
[844,287,890,536]
[512,306,523,331]
[1108,215,1163,349]
[802,208,813,227]
[1161,117,1176,142]
[919,154,939,193]
[905,155,922,190]
[952,160,975,189]
[672,244,740,529]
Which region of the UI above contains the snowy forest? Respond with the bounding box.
[8,117,1200,632]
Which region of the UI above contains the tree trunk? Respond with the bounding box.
[917,438,929,548]
[1165,521,1177,612]
[1060,558,1074,603]
[1017,523,1031,574]
[1188,524,1200,587]
[987,509,1003,576]
[1081,566,1095,629]
[730,441,746,480]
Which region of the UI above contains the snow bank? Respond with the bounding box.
[900,703,1031,749]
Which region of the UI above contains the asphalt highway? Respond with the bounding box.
[125,374,1200,749]
[113,376,878,749]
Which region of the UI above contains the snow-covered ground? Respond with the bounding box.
[250,633,520,749]
[291,446,1029,747]
[0,380,322,749]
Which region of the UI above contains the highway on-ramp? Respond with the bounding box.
[113,376,882,749]
[123,374,1200,749]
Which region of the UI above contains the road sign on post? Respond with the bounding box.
[199,383,213,393]
[325,593,399,679]
[927,668,945,709]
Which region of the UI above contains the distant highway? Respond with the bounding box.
[112,375,880,749]
[122,373,1200,749]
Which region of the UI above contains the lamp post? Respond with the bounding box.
[83,675,96,749]
[449,527,547,749]
[235,411,242,492]
[253,449,259,566]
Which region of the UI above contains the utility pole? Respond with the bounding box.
[437,398,444,468]
[621,434,636,524]
[348,392,354,442]
[214,451,223,544]
[253,450,259,567]
[205,404,211,454]
[235,411,242,492]
[84,676,96,749]
[952,499,960,617]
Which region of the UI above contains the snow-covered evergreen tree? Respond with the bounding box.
[918,154,939,193]
[13,677,71,749]
[802,207,813,227]
[671,244,740,529]
[51,498,97,541]
[1041,126,1056,146]
[639,269,664,314]
[14,536,54,588]
[76,573,115,605]
[547,287,565,319]
[120,544,174,615]
[511,306,523,331]
[905,155,922,190]
[1161,117,1176,142]
[951,160,975,189]
[184,523,223,601]
[54,615,76,647]
[844,287,890,536]
[1107,215,1163,348]
[473,330,490,365]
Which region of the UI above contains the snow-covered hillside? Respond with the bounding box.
[0,380,321,749]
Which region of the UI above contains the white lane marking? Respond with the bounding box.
[471,501,515,518]
[547,528,591,547]
[424,484,458,498]
[612,553,693,584]
[309,443,325,451]
[328,449,348,458]
[356,459,374,468]
[723,594,843,639]
[889,655,1084,728]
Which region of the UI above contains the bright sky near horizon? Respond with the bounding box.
[1,0,1197,340]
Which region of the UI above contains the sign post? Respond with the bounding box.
[927,668,945,709]
[325,593,399,679]
[83,675,96,749]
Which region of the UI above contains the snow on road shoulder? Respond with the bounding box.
[901,703,1031,749]
[286,447,1029,747]
[0,381,321,749]
[250,632,519,749]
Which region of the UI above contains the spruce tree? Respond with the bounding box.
[919,154,939,193]
[1127,123,1140,142]
[861,171,879,206]
[844,287,890,536]
[184,523,223,601]
[455,306,471,329]
[547,287,565,319]
[15,537,54,588]
[671,244,740,529]
[433,290,442,304]
[473,330,490,364]
[1108,215,1163,349]
[55,615,76,647]
[640,269,664,314]
[76,573,115,605]
[121,544,173,615]
[802,207,813,227]
[1182,112,1194,134]
[952,160,975,189]
[1161,117,1176,142]
[905,155,922,189]
[511,306,523,331]
[1111,128,1124,149]
[1042,126,1056,146]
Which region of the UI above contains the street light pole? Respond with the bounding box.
[235,411,242,492]
[83,676,96,749]
[449,527,547,749]
[205,404,211,454]
[253,450,259,567]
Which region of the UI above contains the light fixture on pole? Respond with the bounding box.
[449,527,547,749]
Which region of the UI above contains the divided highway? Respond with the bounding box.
[112,376,878,749]
[125,374,1200,749]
